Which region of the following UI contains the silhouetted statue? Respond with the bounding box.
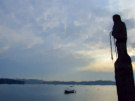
[112,14,135,101]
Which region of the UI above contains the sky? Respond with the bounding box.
[0,0,135,81]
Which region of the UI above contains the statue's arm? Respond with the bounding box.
[112,25,120,39]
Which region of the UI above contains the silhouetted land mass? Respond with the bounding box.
[0,78,115,85]
[0,78,25,84]
[41,80,115,85]
[44,81,115,85]
[23,79,115,85]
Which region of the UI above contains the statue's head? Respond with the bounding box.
[113,14,121,23]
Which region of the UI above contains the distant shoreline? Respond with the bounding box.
[0,78,115,85]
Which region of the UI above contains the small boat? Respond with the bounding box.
[64,90,76,94]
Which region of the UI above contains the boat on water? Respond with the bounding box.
[64,90,76,94]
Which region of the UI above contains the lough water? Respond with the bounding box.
[0,84,117,101]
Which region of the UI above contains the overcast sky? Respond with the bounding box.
[0,0,135,81]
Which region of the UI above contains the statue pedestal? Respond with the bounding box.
[115,55,135,101]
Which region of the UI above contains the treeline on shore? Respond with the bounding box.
[0,78,115,85]
[0,78,25,84]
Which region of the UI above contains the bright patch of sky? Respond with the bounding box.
[0,0,135,81]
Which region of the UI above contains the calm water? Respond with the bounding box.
[0,84,117,101]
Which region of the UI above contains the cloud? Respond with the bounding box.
[77,57,114,72]
[75,46,115,72]
[1,0,135,80]
[0,46,9,53]
[0,25,44,50]
[125,18,135,30]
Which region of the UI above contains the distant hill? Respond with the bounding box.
[0,78,115,85]
[20,79,116,85]
[41,80,115,85]
[0,78,25,84]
